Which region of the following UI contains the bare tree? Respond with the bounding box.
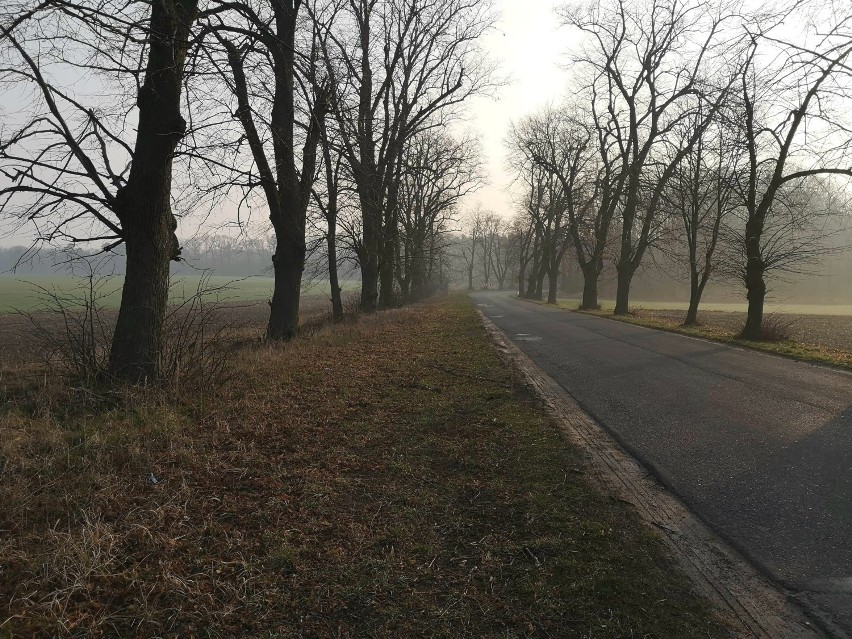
[510,106,595,304]
[0,0,201,381]
[460,207,486,291]
[731,13,852,338]
[510,213,536,298]
[662,109,740,325]
[312,0,496,311]
[563,0,741,314]
[313,115,347,321]
[206,1,330,340]
[487,218,514,291]
[396,130,482,301]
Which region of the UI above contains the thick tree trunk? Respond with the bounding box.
[518,265,526,298]
[614,264,633,315]
[379,222,396,308]
[547,267,558,304]
[684,271,709,326]
[109,208,177,381]
[360,200,381,312]
[580,263,600,310]
[525,269,537,299]
[267,246,303,339]
[408,248,425,301]
[534,264,546,301]
[742,262,767,339]
[108,0,197,382]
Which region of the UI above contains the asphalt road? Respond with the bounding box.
[472,292,852,636]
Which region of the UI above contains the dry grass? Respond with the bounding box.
[1,296,728,638]
[567,304,852,370]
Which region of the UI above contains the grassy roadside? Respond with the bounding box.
[543,299,852,370]
[1,296,729,637]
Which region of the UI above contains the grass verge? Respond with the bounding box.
[1,296,729,637]
[543,299,852,371]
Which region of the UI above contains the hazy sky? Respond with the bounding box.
[466,0,571,219]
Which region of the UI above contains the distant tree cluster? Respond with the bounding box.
[505,0,852,336]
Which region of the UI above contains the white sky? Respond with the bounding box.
[465,0,571,218]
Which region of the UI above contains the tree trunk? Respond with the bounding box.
[547,267,558,304]
[328,228,343,322]
[109,209,177,382]
[108,0,198,382]
[518,265,526,297]
[525,269,537,299]
[267,246,303,339]
[580,262,600,310]
[360,199,381,312]
[379,225,396,308]
[534,264,546,301]
[614,263,633,315]
[742,261,766,339]
[684,271,706,326]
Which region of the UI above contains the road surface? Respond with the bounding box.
[472,292,852,636]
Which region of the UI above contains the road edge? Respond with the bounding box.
[527,297,852,376]
[478,309,826,639]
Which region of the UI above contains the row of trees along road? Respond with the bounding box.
[507,0,852,337]
[0,0,495,381]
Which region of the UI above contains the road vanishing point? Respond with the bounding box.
[472,292,852,637]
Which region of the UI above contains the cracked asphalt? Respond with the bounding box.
[472,292,852,636]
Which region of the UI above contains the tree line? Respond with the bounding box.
[2,0,851,383]
[0,0,493,381]
[503,0,852,333]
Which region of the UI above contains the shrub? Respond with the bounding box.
[743,313,797,342]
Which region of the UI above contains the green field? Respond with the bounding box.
[549,297,852,317]
[0,275,359,313]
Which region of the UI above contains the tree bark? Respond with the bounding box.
[358,190,382,312]
[379,180,399,307]
[268,246,303,340]
[546,267,558,304]
[684,271,711,326]
[321,141,343,322]
[534,263,546,300]
[614,263,633,315]
[379,234,396,307]
[525,269,537,299]
[580,262,601,310]
[742,260,766,339]
[108,0,198,382]
[327,227,343,322]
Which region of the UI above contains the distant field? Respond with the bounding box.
[554,297,852,317]
[0,275,359,313]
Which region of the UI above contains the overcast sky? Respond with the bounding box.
[466,0,571,219]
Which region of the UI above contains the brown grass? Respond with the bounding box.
[569,305,852,370]
[1,296,728,638]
